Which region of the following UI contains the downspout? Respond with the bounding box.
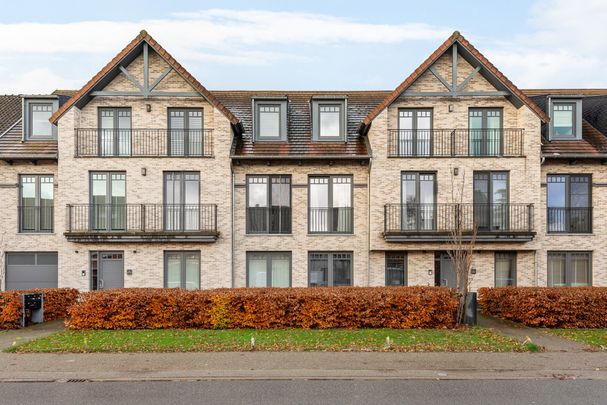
[367,155,372,287]
[230,163,235,288]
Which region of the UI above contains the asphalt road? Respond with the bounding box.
[0,379,605,405]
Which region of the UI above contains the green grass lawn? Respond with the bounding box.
[5,327,535,353]
[548,329,607,350]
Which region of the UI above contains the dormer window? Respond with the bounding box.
[254,98,287,141]
[312,98,346,141]
[548,98,582,140]
[24,98,58,140]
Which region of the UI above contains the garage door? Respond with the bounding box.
[5,252,58,290]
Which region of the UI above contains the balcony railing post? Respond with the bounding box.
[450,130,456,156]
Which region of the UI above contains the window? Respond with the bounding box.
[247,252,291,287]
[254,100,287,140]
[401,172,436,231]
[24,98,58,140]
[473,172,509,231]
[495,252,516,286]
[312,99,346,140]
[309,176,353,233]
[99,108,131,156]
[19,175,54,233]
[549,99,582,140]
[247,175,291,234]
[547,174,591,233]
[397,109,432,156]
[385,252,407,286]
[547,252,591,287]
[168,108,204,156]
[469,108,502,156]
[90,172,126,231]
[164,172,200,231]
[164,251,200,289]
[308,252,352,287]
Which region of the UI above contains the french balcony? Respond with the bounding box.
[246,206,292,234]
[547,207,592,234]
[384,203,535,242]
[387,128,525,157]
[74,128,213,157]
[18,205,54,233]
[65,204,218,242]
[309,207,354,234]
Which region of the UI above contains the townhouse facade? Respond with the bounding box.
[1,30,605,291]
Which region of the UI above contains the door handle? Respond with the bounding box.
[99,279,104,289]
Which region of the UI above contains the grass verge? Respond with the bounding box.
[548,329,607,350]
[5,327,534,353]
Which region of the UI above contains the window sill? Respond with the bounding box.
[245,233,293,237]
[545,232,594,236]
[17,232,55,235]
[307,233,354,236]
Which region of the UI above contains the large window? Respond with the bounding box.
[397,109,432,156]
[309,176,353,233]
[401,172,436,231]
[312,99,346,141]
[99,108,131,156]
[90,172,126,231]
[164,251,200,289]
[473,171,509,231]
[547,174,591,233]
[254,99,287,141]
[164,172,200,232]
[308,252,352,287]
[552,103,575,137]
[247,175,291,234]
[168,108,204,156]
[385,251,407,286]
[469,108,502,156]
[19,175,54,233]
[24,99,58,140]
[547,252,591,287]
[247,252,291,287]
[495,252,516,287]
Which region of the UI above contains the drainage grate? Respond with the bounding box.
[65,378,89,383]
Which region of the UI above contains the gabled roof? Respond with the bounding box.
[215,90,388,159]
[50,30,240,127]
[361,31,549,130]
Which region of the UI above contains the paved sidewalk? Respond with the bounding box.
[0,351,606,381]
[0,320,66,351]
[478,315,590,352]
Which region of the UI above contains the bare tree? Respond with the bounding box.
[446,171,476,325]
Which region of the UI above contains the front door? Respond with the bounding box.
[91,251,124,290]
[436,253,456,287]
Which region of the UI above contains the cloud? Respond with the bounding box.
[0,68,83,94]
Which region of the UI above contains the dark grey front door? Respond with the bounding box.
[91,252,124,290]
[439,253,456,287]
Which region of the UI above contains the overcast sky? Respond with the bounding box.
[0,0,605,94]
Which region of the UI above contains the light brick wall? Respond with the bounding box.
[0,161,60,290]
[232,162,370,287]
[54,49,234,291]
[366,51,542,287]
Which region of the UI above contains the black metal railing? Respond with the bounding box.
[384,203,534,234]
[547,207,592,233]
[309,207,353,233]
[387,129,525,157]
[18,205,54,233]
[246,206,292,234]
[74,128,214,157]
[66,204,217,234]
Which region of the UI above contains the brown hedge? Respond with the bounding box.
[478,287,607,328]
[66,287,458,330]
[0,288,80,330]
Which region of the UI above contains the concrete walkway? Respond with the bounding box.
[478,314,590,352]
[0,320,65,351]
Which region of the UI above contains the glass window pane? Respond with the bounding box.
[332,253,352,286]
[332,177,351,208]
[30,104,53,137]
[166,253,182,288]
[319,105,340,138]
[495,253,515,287]
[258,105,281,138]
[309,253,328,287]
[553,104,574,136]
[185,253,200,290]
[386,252,406,286]
[547,253,566,287]
[248,177,268,207]
[570,253,590,286]
[248,254,268,288]
[271,254,290,287]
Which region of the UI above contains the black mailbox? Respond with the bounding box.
[21,293,44,327]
